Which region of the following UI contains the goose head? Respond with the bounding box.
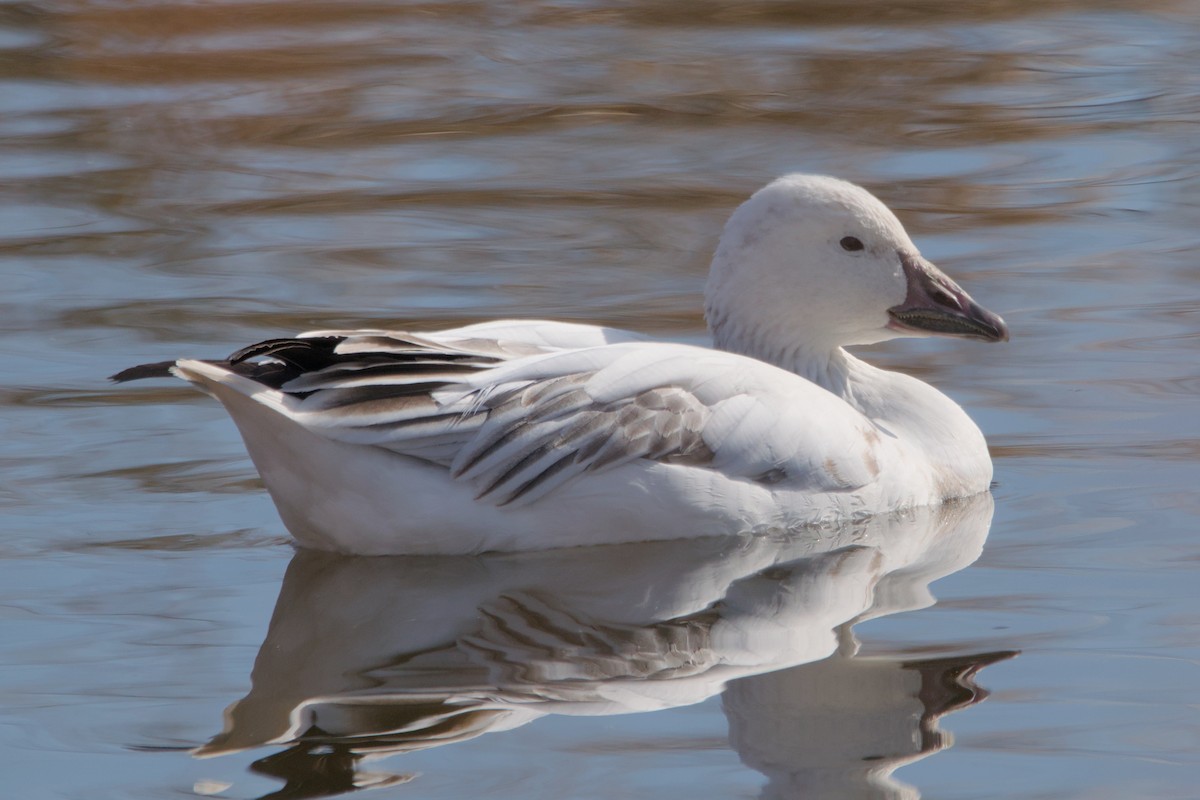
[705,174,1007,368]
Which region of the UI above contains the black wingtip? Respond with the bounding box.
[110,360,178,383]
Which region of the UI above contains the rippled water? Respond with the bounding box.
[3,1,1199,798]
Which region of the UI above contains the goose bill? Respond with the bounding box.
[887,253,1009,342]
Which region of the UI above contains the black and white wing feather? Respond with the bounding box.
[227,333,721,506]
[117,325,881,507]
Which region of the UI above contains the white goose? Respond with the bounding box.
[114,174,1007,555]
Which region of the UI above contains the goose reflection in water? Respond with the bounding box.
[198,494,1013,799]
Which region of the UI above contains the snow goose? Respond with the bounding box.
[113,174,1007,554]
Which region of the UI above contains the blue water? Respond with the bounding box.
[2,2,1199,798]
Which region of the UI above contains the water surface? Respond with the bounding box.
[3,1,1199,797]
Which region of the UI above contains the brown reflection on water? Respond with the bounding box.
[11,1,1182,215]
[6,0,1187,358]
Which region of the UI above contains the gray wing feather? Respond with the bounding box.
[454,385,713,506]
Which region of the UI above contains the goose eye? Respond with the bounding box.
[840,236,864,252]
